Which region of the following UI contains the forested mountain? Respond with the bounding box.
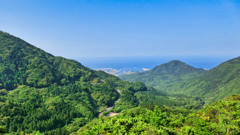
[170,56,240,104]
[0,31,148,135]
[0,30,96,90]
[120,60,206,90]
[73,94,240,135]
[121,57,240,105]
[119,61,207,110]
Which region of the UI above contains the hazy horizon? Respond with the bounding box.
[77,55,235,71]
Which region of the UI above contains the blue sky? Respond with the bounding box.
[0,0,240,60]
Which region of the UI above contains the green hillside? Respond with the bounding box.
[73,94,240,135]
[0,31,148,134]
[121,57,240,105]
[172,56,240,104]
[120,60,206,90]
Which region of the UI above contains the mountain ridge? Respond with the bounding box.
[121,55,240,105]
[179,56,240,103]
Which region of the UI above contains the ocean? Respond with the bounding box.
[76,56,236,75]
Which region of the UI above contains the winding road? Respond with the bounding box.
[99,89,121,117]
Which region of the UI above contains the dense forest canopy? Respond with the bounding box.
[73,94,240,135]
[0,31,149,134]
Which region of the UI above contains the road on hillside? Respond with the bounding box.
[99,89,121,117]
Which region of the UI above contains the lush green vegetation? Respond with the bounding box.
[1,30,240,135]
[120,60,206,91]
[0,31,148,134]
[0,82,147,134]
[150,57,240,105]
[120,57,240,105]
[172,56,240,104]
[0,31,95,90]
[135,90,203,110]
[73,94,240,135]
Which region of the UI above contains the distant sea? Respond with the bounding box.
[76,56,236,75]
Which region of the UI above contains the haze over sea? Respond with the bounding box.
[77,56,234,73]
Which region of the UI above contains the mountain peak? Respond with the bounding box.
[168,60,185,64]
[120,60,206,91]
[151,60,203,75]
